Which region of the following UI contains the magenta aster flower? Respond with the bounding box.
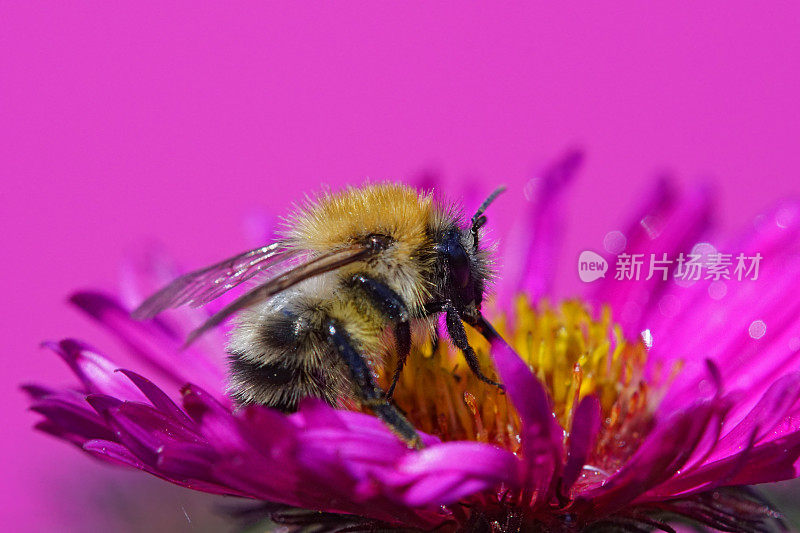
[26,151,800,532]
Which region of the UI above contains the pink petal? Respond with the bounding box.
[155,441,218,479]
[580,400,719,514]
[646,429,800,499]
[709,373,800,461]
[379,442,522,506]
[294,397,349,429]
[489,337,563,501]
[116,368,193,424]
[398,472,487,507]
[180,384,248,452]
[30,396,113,441]
[561,395,601,494]
[44,339,144,400]
[589,179,713,337]
[651,201,800,414]
[85,393,123,417]
[83,439,148,469]
[107,401,206,467]
[396,441,521,480]
[70,291,226,397]
[498,149,583,306]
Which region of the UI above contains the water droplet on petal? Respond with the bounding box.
[708,281,727,300]
[523,178,542,202]
[603,230,627,254]
[749,320,766,340]
[789,337,800,352]
[640,214,664,239]
[691,242,717,263]
[775,204,799,229]
[640,329,654,348]
[658,294,680,318]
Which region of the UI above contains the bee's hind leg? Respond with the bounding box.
[325,318,422,450]
[346,273,411,400]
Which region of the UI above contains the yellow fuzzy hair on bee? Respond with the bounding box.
[284,183,437,251]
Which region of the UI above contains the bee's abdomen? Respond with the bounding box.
[226,294,344,411]
[227,277,399,412]
[227,353,330,412]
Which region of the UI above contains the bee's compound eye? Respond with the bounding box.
[366,234,393,250]
[450,250,471,288]
[438,230,471,288]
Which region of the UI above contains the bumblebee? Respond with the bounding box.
[133,183,505,448]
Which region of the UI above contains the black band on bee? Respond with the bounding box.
[229,356,298,387]
[260,308,305,348]
[228,354,320,413]
[423,301,447,315]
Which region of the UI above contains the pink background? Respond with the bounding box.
[2,3,799,530]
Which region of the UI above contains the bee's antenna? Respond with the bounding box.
[471,186,506,249]
[472,186,507,222]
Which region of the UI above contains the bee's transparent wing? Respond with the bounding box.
[131,241,300,320]
[183,244,374,347]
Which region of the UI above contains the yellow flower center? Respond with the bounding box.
[374,297,675,486]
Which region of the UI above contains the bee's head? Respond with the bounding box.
[436,187,505,317]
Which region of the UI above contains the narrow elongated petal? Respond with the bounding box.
[70,292,226,395]
[30,396,115,442]
[561,395,601,494]
[651,201,800,418]
[44,339,144,400]
[83,439,149,469]
[489,337,563,502]
[711,372,800,458]
[116,369,193,424]
[589,180,713,336]
[107,402,206,466]
[498,149,583,306]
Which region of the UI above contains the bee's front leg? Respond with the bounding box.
[443,301,505,392]
[324,319,423,450]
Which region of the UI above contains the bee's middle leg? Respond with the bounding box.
[347,273,411,399]
[324,318,422,449]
